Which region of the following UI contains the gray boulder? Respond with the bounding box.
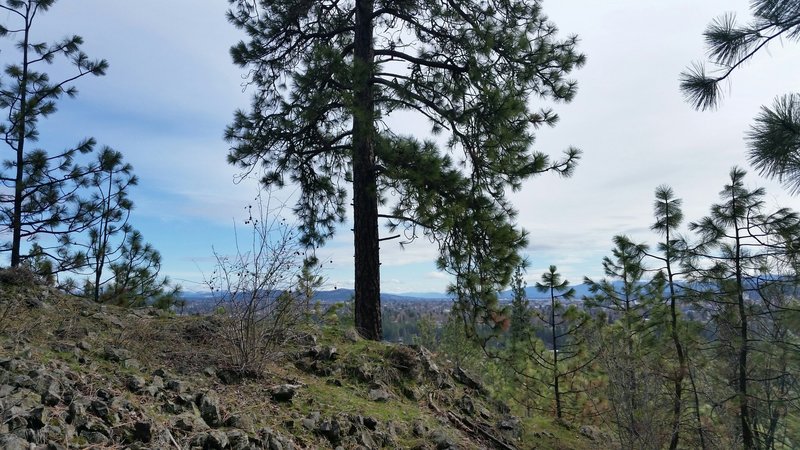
[197,391,223,427]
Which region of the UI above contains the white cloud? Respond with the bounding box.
[5,0,798,295]
[426,271,450,280]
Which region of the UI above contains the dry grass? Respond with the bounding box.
[0,283,604,450]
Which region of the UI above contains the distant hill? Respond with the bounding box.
[183,277,780,307]
[180,289,448,308]
[497,283,596,301]
[396,291,455,300]
[180,283,607,306]
[302,288,443,303]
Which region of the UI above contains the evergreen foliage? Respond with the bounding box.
[681,1,800,193]
[0,0,108,269]
[495,265,593,420]
[225,0,585,340]
[584,235,653,332]
[0,0,178,309]
[411,313,438,350]
[101,230,180,308]
[649,185,691,450]
[683,167,800,449]
[585,236,667,448]
[78,148,137,302]
[508,266,533,352]
[534,265,591,420]
[442,311,484,369]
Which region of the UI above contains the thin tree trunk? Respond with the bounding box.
[623,273,638,431]
[93,170,114,301]
[352,0,381,340]
[688,361,707,450]
[11,7,31,267]
[668,303,686,450]
[665,223,685,450]
[551,286,562,418]
[733,213,753,449]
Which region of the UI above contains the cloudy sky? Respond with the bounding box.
[2,1,797,294]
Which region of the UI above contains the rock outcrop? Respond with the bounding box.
[0,281,601,449]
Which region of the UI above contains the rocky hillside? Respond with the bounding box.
[0,277,603,449]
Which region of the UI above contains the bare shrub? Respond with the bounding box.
[593,325,671,450]
[0,266,43,286]
[205,189,313,376]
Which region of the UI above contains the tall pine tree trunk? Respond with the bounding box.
[666,224,685,450]
[352,0,381,340]
[668,300,686,450]
[734,223,753,449]
[11,14,31,268]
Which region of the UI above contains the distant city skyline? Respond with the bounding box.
[1,0,797,293]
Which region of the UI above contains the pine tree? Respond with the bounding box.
[585,235,651,356]
[681,1,800,193]
[104,230,179,308]
[501,264,592,419]
[747,275,800,449]
[225,0,585,340]
[684,167,800,449]
[585,235,665,447]
[295,260,324,307]
[535,265,579,419]
[502,267,538,416]
[81,148,137,302]
[650,185,692,450]
[0,0,109,268]
[508,266,533,351]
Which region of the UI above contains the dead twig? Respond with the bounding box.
[427,393,517,450]
[165,428,181,450]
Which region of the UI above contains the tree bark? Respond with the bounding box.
[93,170,115,302]
[666,222,685,450]
[733,217,753,449]
[352,0,381,340]
[11,7,31,268]
[688,362,707,450]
